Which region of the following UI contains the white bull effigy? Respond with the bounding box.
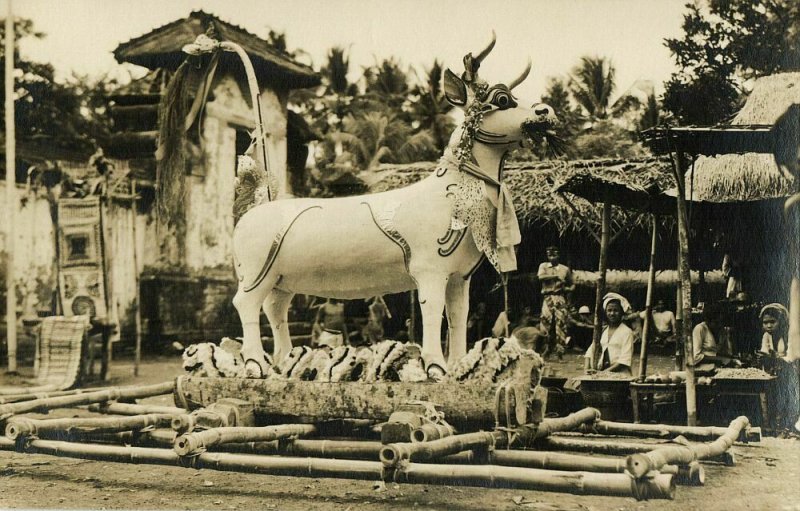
[215,32,558,378]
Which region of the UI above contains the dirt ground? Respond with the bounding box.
[1,352,799,511]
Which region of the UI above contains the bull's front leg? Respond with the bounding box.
[263,288,294,365]
[414,273,448,380]
[445,275,470,367]
[233,288,271,378]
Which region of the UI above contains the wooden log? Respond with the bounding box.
[625,416,749,478]
[588,420,761,443]
[5,414,177,440]
[174,356,541,427]
[87,402,188,416]
[174,424,318,456]
[381,431,507,467]
[0,382,175,418]
[0,437,674,500]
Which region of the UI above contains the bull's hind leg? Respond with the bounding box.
[415,273,448,380]
[263,288,294,365]
[233,284,271,378]
[445,275,470,367]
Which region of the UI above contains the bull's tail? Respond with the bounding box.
[155,34,278,225]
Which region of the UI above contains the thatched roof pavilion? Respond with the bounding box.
[368,157,674,234]
[682,73,799,203]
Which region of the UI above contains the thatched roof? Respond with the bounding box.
[680,73,799,203]
[368,158,673,234]
[733,73,800,125]
[114,11,320,89]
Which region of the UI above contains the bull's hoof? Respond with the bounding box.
[244,357,271,379]
[425,362,447,382]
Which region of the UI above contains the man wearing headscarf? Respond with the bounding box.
[537,246,574,358]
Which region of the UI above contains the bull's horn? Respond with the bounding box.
[507,58,532,90]
[474,30,497,66]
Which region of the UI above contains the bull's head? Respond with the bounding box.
[443,31,559,153]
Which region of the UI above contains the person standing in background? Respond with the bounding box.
[537,246,574,359]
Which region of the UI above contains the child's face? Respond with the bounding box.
[762,314,779,335]
[547,250,560,264]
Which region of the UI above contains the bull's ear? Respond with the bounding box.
[443,69,468,107]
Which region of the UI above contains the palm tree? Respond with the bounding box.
[408,59,455,152]
[324,46,358,96]
[569,56,616,121]
[326,111,436,170]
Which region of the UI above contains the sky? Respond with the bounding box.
[13,0,689,102]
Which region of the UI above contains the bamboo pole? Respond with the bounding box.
[537,436,733,465]
[87,402,188,416]
[671,150,697,425]
[391,462,675,500]
[587,420,760,443]
[0,437,674,500]
[590,201,612,370]
[381,431,506,467]
[0,387,108,404]
[638,214,658,380]
[625,416,748,478]
[4,0,17,373]
[174,424,317,456]
[0,381,174,417]
[411,422,454,442]
[5,413,177,440]
[532,408,600,440]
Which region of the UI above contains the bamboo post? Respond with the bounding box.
[4,0,17,373]
[5,413,177,440]
[588,420,760,443]
[638,214,658,380]
[409,290,417,342]
[0,381,174,417]
[591,200,612,370]
[131,180,142,376]
[671,149,697,425]
[174,424,317,456]
[626,416,749,478]
[0,437,675,500]
[87,402,187,416]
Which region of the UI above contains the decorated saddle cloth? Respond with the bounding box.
[444,153,521,272]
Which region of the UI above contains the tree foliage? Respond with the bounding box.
[663,0,800,125]
[0,18,112,156]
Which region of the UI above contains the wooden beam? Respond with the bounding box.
[558,192,601,244]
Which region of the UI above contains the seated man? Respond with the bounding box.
[642,299,677,345]
[692,303,735,366]
[568,305,594,351]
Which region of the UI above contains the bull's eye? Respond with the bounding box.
[486,87,517,110]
